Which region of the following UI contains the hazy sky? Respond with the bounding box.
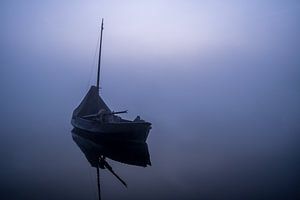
[1,0,299,143]
[1,0,300,62]
[1,0,299,121]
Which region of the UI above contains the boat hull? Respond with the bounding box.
[71,117,151,143]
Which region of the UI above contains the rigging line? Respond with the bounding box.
[86,33,101,91]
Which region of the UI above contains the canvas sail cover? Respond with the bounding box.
[73,86,111,117]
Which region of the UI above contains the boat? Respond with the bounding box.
[71,19,151,143]
[72,128,151,200]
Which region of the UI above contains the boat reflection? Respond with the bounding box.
[72,128,151,200]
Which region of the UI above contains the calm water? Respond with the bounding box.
[1,1,300,199]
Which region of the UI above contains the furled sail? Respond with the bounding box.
[73,86,111,118]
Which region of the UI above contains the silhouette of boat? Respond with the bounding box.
[72,128,151,200]
[71,19,151,142]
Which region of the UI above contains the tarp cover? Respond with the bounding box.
[73,86,111,117]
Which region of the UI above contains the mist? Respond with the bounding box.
[0,1,299,199]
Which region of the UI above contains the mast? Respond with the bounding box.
[96,167,101,200]
[97,18,104,90]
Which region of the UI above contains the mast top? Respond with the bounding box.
[101,18,104,31]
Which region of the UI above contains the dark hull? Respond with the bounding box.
[71,117,151,143]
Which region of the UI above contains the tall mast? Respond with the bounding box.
[97,18,104,90]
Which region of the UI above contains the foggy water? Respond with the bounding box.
[1,1,300,200]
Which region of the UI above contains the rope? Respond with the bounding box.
[86,33,101,92]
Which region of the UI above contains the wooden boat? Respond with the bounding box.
[71,19,151,142]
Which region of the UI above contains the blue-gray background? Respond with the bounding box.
[0,0,299,199]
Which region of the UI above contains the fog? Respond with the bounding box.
[0,1,299,199]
